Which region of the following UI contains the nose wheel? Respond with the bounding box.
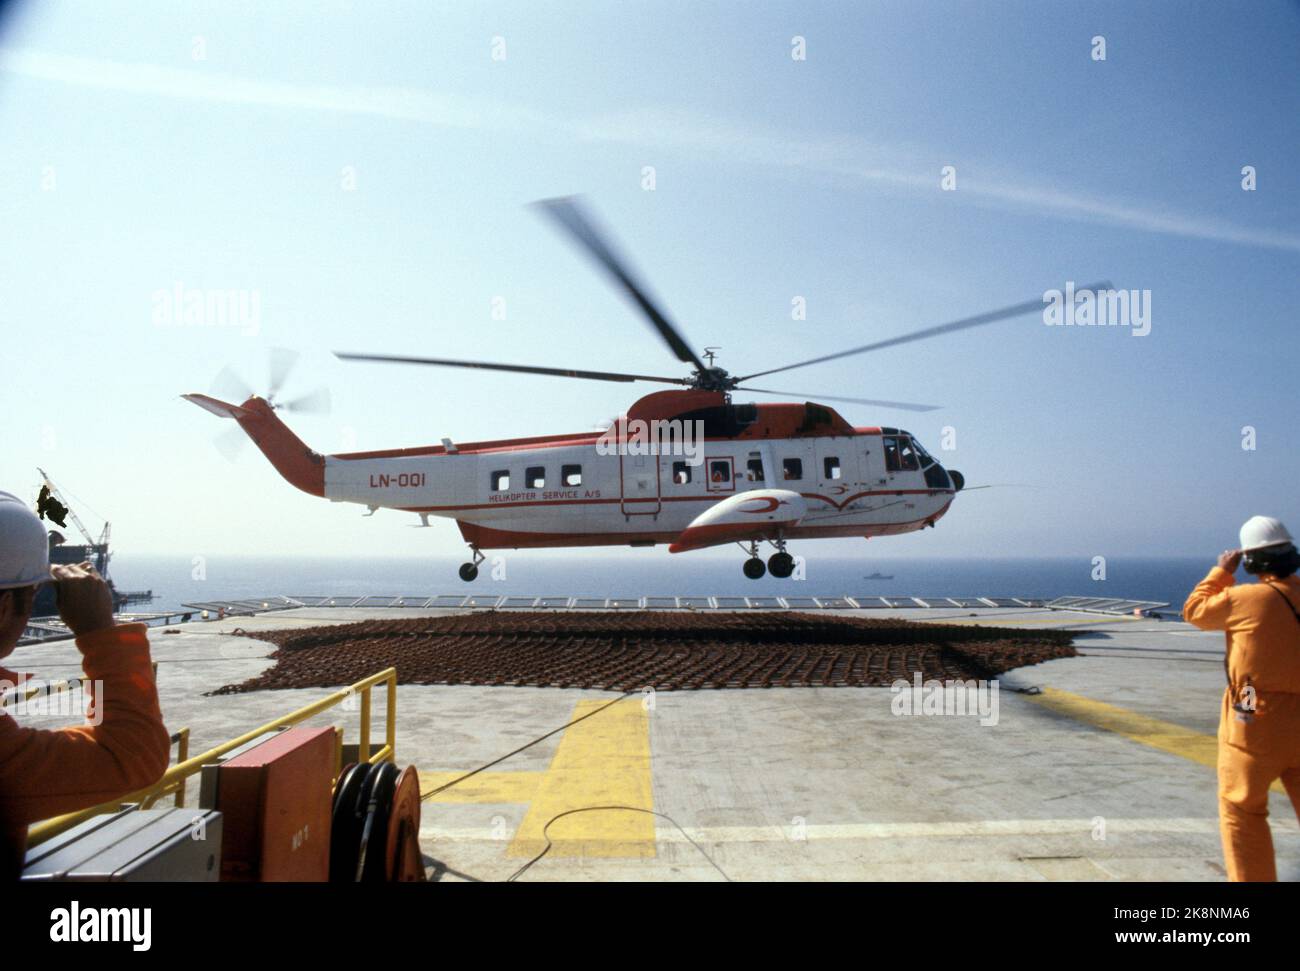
[459,546,485,582]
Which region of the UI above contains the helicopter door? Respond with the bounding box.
[620,450,661,517]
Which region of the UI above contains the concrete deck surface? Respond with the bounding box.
[10,605,1298,881]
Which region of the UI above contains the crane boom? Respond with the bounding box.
[35,467,105,548]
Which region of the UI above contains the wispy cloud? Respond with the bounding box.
[5,47,1297,254]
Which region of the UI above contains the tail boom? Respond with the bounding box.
[183,394,325,497]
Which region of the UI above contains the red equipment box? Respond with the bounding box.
[214,726,336,882]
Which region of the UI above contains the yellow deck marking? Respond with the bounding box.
[419,697,654,859]
[420,771,546,804]
[507,697,654,859]
[1027,687,1285,793]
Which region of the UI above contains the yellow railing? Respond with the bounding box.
[5,669,190,809]
[138,727,191,809]
[27,667,398,847]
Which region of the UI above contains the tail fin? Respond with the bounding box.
[182,394,325,497]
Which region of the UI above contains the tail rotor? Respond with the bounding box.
[204,348,331,461]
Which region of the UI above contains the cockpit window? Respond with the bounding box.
[884,436,920,472]
[897,438,920,471]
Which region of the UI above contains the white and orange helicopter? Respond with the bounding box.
[186,198,1084,581]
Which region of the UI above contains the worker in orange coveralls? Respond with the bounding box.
[1184,515,1300,882]
[0,491,170,879]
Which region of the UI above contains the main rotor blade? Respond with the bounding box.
[737,282,1113,383]
[736,386,941,412]
[532,196,708,373]
[334,351,691,386]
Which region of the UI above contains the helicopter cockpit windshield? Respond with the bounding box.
[885,433,952,489]
[910,437,937,469]
[883,434,921,472]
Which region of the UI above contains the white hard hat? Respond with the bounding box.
[0,491,51,589]
[1239,515,1294,553]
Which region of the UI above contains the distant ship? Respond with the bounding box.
[31,469,153,618]
[864,571,894,580]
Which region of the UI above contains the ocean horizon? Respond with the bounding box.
[104,553,1214,615]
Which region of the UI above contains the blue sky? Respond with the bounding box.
[0,0,1296,562]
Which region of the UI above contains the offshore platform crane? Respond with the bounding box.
[32,468,151,615]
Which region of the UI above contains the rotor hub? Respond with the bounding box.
[691,366,736,392]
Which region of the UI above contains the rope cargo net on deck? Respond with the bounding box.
[212,611,1076,694]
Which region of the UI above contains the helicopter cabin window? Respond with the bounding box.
[782,457,803,481]
[823,456,841,480]
[746,452,765,482]
[562,464,582,487]
[526,466,545,490]
[671,461,692,485]
[709,460,732,484]
[491,470,510,491]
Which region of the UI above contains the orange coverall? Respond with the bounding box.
[0,623,170,879]
[1184,567,1300,881]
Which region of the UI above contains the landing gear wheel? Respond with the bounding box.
[768,552,794,579]
[743,557,766,580]
[458,562,479,582]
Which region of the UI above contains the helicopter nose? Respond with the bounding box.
[948,469,965,491]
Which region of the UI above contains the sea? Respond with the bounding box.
[106,554,1212,615]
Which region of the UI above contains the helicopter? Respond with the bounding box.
[185,197,1097,580]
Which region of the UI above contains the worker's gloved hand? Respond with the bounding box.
[1218,549,1243,574]
[53,561,115,637]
